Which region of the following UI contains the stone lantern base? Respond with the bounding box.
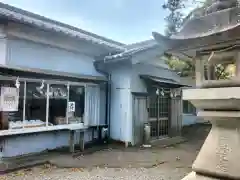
[183,120,240,180]
[182,87,240,180]
[182,172,218,180]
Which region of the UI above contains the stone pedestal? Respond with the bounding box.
[182,172,219,180]
[184,120,240,180]
[182,87,240,180]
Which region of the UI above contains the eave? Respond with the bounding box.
[103,40,161,63]
[0,2,125,51]
[152,7,240,58]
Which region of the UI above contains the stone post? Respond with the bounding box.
[195,57,205,87]
[235,52,240,77]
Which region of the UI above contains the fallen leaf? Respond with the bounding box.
[43,164,52,169]
[70,168,84,172]
[14,171,25,176]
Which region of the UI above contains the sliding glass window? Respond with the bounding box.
[68,86,85,124]
[48,84,68,125]
[0,77,91,130]
[25,82,47,128]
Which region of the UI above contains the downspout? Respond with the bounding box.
[106,74,111,137]
[94,61,111,137]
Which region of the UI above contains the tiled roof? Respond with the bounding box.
[156,7,240,40]
[0,2,125,50]
[104,39,159,61]
[152,7,240,54]
[124,39,157,49]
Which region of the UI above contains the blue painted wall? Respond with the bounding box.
[2,130,98,157]
[182,114,198,126]
[6,37,104,77]
[106,60,183,144]
[0,35,107,157]
[131,62,181,93]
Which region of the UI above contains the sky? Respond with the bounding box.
[0,0,196,44]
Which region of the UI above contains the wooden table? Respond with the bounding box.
[68,127,86,153]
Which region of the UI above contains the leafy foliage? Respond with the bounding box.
[162,0,186,36]
[165,57,195,77]
[165,55,234,79]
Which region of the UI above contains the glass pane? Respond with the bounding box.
[149,96,157,118]
[25,82,47,128]
[0,80,24,130]
[68,86,85,124]
[183,100,196,114]
[48,84,68,125]
[183,100,189,114]
[159,96,169,118]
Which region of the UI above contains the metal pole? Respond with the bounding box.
[23,81,26,128]
[46,84,49,127]
[66,83,70,124]
[157,94,159,138]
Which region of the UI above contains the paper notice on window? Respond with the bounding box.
[68,101,75,112]
[0,87,19,112]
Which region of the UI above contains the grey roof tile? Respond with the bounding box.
[0,2,125,50]
[104,39,159,61]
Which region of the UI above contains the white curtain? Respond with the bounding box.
[84,84,100,126]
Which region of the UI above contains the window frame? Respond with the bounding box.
[0,74,100,136]
[183,100,196,115]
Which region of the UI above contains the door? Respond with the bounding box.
[149,88,170,139]
[132,95,148,145]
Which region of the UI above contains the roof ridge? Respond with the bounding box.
[124,39,156,49]
[0,2,126,48]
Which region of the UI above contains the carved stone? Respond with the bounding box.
[193,120,240,179]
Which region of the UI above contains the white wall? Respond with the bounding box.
[6,38,104,77]
[181,77,199,126]
[0,25,7,65]
[108,61,183,144]
[131,63,181,92]
[109,63,133,143]
[2,130,97,157]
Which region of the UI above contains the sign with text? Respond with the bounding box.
[0,87,19,112]
[68,101,75,112]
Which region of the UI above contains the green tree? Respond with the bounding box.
[165,56,232,79]
[162,0,186,36]
[164,57,195,77]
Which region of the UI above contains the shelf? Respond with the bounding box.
[0,123,87,137]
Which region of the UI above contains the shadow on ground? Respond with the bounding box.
[49,123,211,169]
[2,124,211,180]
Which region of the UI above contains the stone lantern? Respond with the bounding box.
[153,2,240,180]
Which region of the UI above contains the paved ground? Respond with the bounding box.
[1,124,211,180]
